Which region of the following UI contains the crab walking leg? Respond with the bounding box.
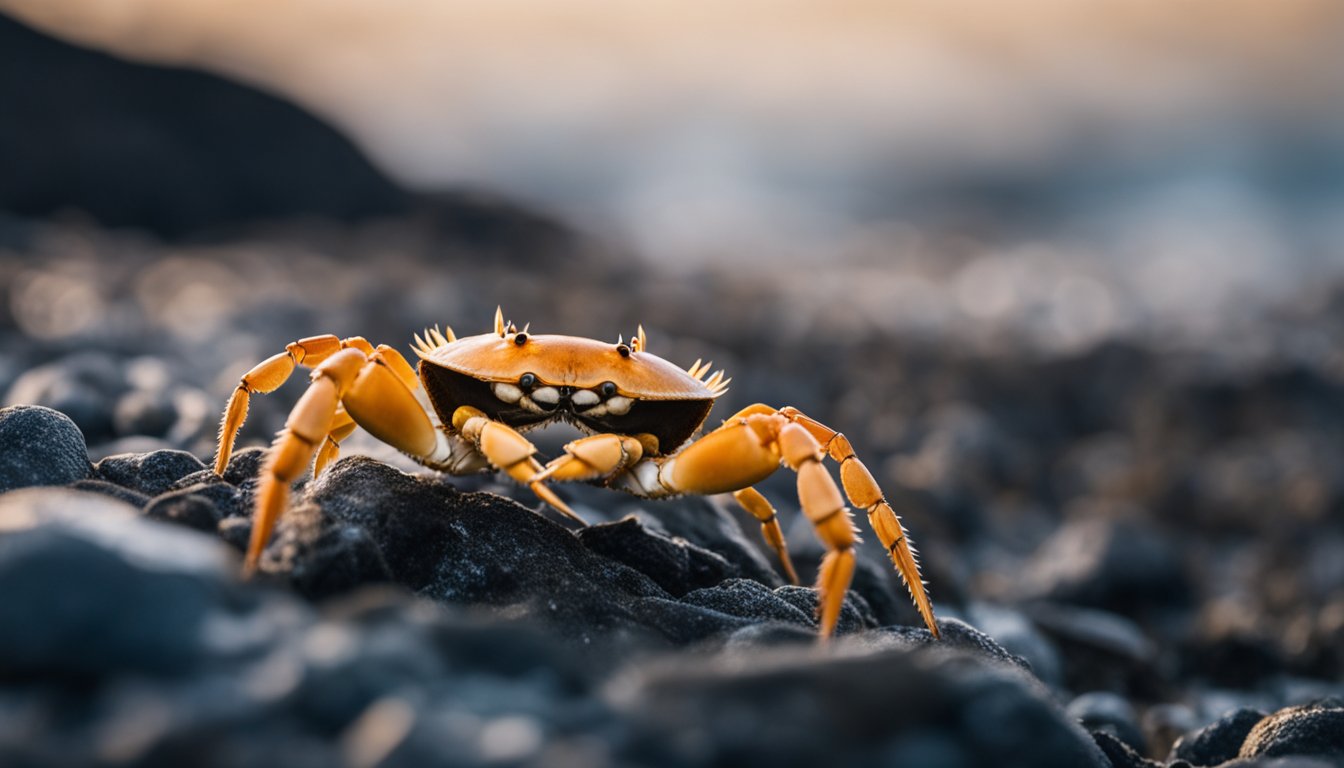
[731,488,801,586]
[312,407,357,478]
[246,347,438,575]
[214,334,376,474]
[310,345,427,478]
[774,423,859,639]
[779,406,939,638]
[642,413,856,637]
[451,407,587,525]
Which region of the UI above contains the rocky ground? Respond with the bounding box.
[2,217,1344,768]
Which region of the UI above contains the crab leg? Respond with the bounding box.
[450,407,587,526]
[731,487,801,586]
[246,347,438,575]
[641,412,855,637]
[533,433,648,484]
[777,407,938,638]
[213,335,375,475]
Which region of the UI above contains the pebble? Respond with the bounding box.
[1239,700,1344,761]
[1170,707,1267,766]
[1068,691,1146,754]
[1020,515,1187,611]
[3,353,125,443]
[96,449,207,497]
[0,488,233,678]
[0,405,93,493]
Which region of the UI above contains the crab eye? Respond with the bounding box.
[600,381,617,398]
[519,372,537,390]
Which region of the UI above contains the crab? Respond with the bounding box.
[212,308,938,639]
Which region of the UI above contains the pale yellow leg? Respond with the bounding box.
[214,335,374,474]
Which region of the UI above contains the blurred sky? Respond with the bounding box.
[4,0,1344,349]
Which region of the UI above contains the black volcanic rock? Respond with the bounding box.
[97,449,206,497]
[612,645,1108,768]
[1171,707,1267,766]
[0,13,408,235]
[0,488,235,679]
[1239,700,1344,761]
[0,404,93,492]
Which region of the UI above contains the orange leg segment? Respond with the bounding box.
[779,406,939,638]
[245,345,439,576]
[214,335,374,475]
[452,407,586,526]
[732,487,801,586]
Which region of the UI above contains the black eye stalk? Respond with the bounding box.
[616,343,631,358]
[514,333,528,346]
[600,381,617,398]
[519,372,537,390]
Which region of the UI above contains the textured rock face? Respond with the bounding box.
[0,452,1106,768]
[0,405,94,493]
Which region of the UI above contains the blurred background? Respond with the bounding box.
[3,0,1344,713]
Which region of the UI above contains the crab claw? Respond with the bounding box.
[536,434,646,485]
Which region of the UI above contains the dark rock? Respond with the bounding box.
[288,521,394,601]
[144,492,222,533]
[1171,707,1267,766]
[160,480,246,520]
[616,494,784,588]
[771,584,879,634]
[113,388,179,437]
[1239,700,1344,761]
[1069,691,1146,754]
[1181,615,1285,688]
[1219,759,1340,768]
[4,353,124,443]
[0,13,410,236]
[295,457,671,642]
[0,488,234,678]
[0,405,93,492]
[1143,703,1198,760]
[680,579,817,628]
[721,621,817,649]
[96,449,207,497]
[87,436,177,461]
[1090,730,1163,768]
[578,516,737,597]
[218,515,253,553]
[968,602,1065,688]
[885,618,1034,671]
[223,447,270,487]
[611,645,1108,768]
[1024,603,1160,696]
[68,478,151,509]
[1020,515,1188,611]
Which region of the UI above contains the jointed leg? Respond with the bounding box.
[214,335,375,474]
[732,488,801,585]
[779,407,938,637]
[451,407,586,525]
[611,403,937,639]
[313,406,357,478]
[246,346,437,575]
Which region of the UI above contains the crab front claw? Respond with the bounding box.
[449,406,589,525]
[536,434,647,485]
